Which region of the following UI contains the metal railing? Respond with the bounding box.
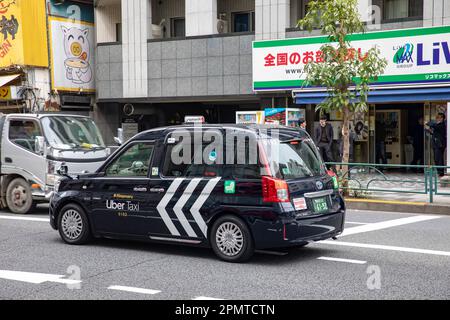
[325,162,450,203]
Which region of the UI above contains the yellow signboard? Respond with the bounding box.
[0,0,48,68]
[0,86,11,100]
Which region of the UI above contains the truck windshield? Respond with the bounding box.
[262,138,326,179]
[41,116,105,150]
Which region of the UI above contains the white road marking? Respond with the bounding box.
[320,240,450,257]
[345,221,370,225]
[107,285,161,295]
[0,215,49,222]
[317,256,367,264]
[193,296,224,300]
[341,215,441,237]
[0,270,81,285]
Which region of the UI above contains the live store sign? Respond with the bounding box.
[253,26,450,91]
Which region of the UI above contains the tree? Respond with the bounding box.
[298,0,387,184]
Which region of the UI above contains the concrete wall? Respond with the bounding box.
[96,44,123,100]
[185,0,218,37]
[255,0,290,40]
[121,0,149,98]
[96,34,254,101]
[148,34,254,98]
[424,0,450,26]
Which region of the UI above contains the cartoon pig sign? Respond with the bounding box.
[61,26,92,84]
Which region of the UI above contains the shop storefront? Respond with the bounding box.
[252,26,450,166]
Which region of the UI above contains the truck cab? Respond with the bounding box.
[0,113,109,214]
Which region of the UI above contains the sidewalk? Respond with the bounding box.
[342,170,450,215]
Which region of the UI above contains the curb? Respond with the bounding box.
[345,198,450,215]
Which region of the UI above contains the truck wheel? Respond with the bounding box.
[6,178,35,214]
[210,215,254,263]
[58,203,91,245]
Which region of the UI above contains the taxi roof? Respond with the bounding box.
[133,124,309,141]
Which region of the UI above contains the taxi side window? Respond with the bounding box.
[163,140,223,178]
[162,133,261,179]
[8,120,42,153]
[105,142,154,177]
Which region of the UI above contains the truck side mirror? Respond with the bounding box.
[57,163,69,176]
[35,136,45,155]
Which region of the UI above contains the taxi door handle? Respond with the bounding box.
[133,186,148,192]
[149,188,165,193]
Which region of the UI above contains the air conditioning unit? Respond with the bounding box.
[152,24,163,39]
[217,18,228,34]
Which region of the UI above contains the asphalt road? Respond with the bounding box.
[0,206,449,300]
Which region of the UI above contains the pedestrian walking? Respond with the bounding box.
[426,113,447,177]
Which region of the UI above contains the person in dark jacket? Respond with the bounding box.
[426,113,447,177]
[314,115,334,162]
[298,118,307,130]
[411,117,425,168]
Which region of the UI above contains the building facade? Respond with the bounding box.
[94,0,450,166]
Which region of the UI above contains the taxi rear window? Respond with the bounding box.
[261,138,326,179]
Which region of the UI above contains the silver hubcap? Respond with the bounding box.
[216,222,244,257]
[11,185,27,208]
[61,210,83,240]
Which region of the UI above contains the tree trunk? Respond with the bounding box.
[340,106,351,195]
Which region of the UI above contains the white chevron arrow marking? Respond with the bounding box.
[190,177,221,237]
[173,178,201,238]
[156,178,183,236]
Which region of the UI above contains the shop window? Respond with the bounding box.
[232,11,255,33]
[171,17,185,38]
[8,120,43,153]
[383,0,423,20]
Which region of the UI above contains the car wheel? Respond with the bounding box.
[210,215,254,263]
[58,203,91,245]
[6,178,34,214]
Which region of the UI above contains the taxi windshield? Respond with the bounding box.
[41,116,105,150]
[262,138,326,179]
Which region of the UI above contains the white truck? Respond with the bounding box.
[0,113,110,214]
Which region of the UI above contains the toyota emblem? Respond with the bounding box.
[316,181,324,190]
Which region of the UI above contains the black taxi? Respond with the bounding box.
[50,124,345,262]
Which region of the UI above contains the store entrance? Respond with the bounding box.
[374,104,424,166]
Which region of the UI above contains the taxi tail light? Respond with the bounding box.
[262,176,290,203]
[327,170,339,190]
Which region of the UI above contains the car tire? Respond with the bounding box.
[210,215,254,263]
[6,178,34,214]
[58,203,91,245]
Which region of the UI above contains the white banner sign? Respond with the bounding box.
[253,26,450,91]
